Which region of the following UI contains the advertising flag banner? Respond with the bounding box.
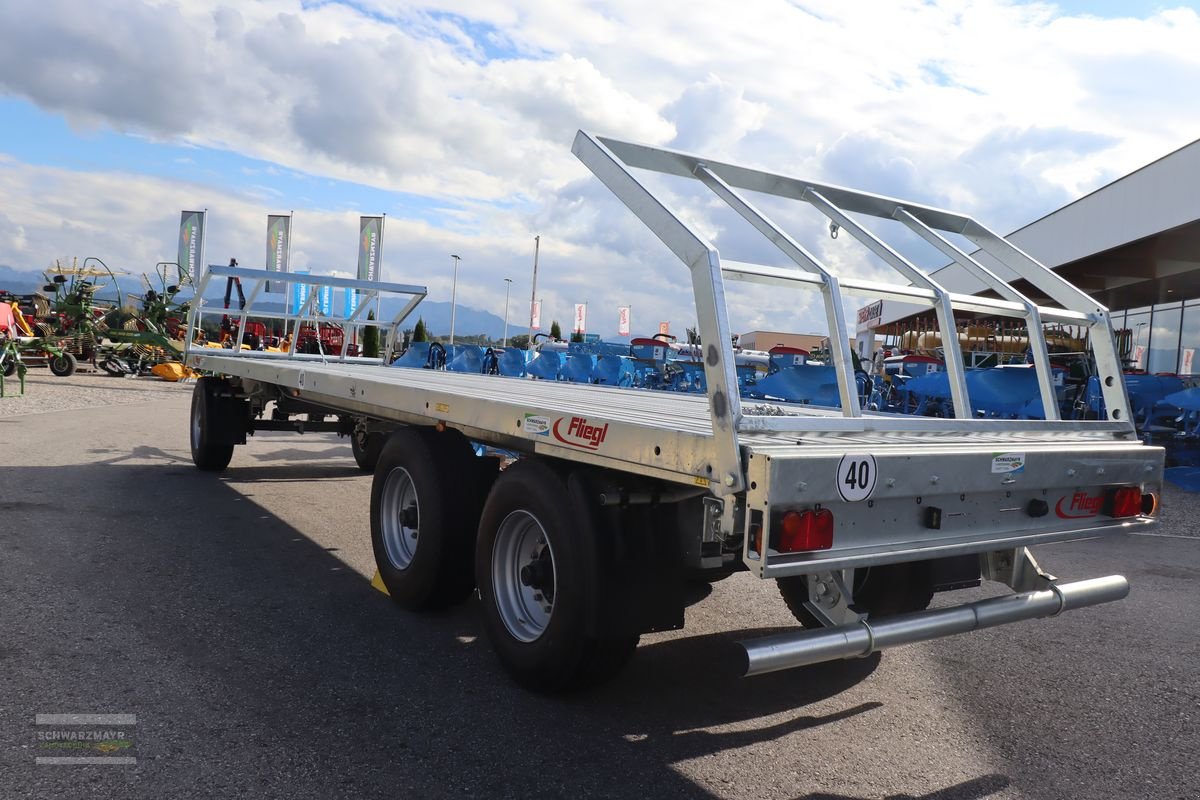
[1183,348,1195,374]
[357,216,385,282]
[265,214,291,293]
[177,210,205,284]
[291,271,311,315]
[318,285,333,316]
[530,301,541,330]
[574,304,586,334]
[343,288,359,319]
[618,306,630,336]
[658,321,670,336]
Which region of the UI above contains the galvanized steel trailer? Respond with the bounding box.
[183,131,1163,690]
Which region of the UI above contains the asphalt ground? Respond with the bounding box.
[0,371,1196,799]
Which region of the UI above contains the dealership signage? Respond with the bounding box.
[856,299,883,334]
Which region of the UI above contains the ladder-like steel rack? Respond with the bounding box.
[572,131,1132,494]
[183,265,426,363]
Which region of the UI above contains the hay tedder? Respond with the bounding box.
[99,261,192,377]
[0,256,124,382]
[0,257,198,381]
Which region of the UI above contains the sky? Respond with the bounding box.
[2,0,1200,338]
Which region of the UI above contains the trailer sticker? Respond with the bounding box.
[1056,491,1103,519]
[991,452,1025,474]
[836,454,877,502]
[552,416,609,450]
[523,414,551,435]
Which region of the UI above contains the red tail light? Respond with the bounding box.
[1109,486,1142,518]
[779,509,834,552]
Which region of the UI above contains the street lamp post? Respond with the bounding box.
[449,254,461,346]
[502,277,513,347]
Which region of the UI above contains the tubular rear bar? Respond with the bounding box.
[739,575,1129,676]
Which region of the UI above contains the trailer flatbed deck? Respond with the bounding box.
[191,348,1157,579]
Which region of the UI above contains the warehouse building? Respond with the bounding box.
[858,137,1200,374]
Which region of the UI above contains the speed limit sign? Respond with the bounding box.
[836,454,878,502]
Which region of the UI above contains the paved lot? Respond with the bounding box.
[1,372,1197,799]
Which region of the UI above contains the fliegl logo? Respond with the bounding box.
[552,416,609,450]
[1055,491,1104,519]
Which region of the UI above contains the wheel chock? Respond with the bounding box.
[370,569,390,596]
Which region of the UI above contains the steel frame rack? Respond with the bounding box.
[572,131,1133,494]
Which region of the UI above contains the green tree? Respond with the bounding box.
[412,317,429,342]
[363,310,380,358]
[507,334,530,350]
[570,331,583,343]
[550,320,562,340]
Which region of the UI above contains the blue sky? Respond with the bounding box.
[0,98,456,221]
[1054,1,1199,15]
[2,0,1199,336]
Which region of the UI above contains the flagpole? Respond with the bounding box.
[527,235,540,344]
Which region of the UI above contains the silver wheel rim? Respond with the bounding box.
[190,395,202,450]
[380,466,419,570]
[492,510,556,643]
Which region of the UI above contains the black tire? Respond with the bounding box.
[2,359,15,378]
[49,352,77,377]
[777,562,935,628]
[369,427,481,610]
[351,429,385,473]
[100,355,129,377]
[189,378,235,471]
[475,459,638,692]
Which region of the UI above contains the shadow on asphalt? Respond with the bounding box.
[215,461,364,482]
[9,461,899,798]
[797,773,1011,799]
[244,445,358,464]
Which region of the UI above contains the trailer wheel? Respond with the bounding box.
[190,377,236,471]
[370,427,478,610]
[2,360,15,378]
[777,562,934,628]
[351,430,384,473]
[49,352,77,377]
[476,459,638,691]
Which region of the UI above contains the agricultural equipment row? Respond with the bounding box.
[0,258,202,388]
[385,315,1200,467]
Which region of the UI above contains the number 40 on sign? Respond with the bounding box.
[837,454,878,502]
